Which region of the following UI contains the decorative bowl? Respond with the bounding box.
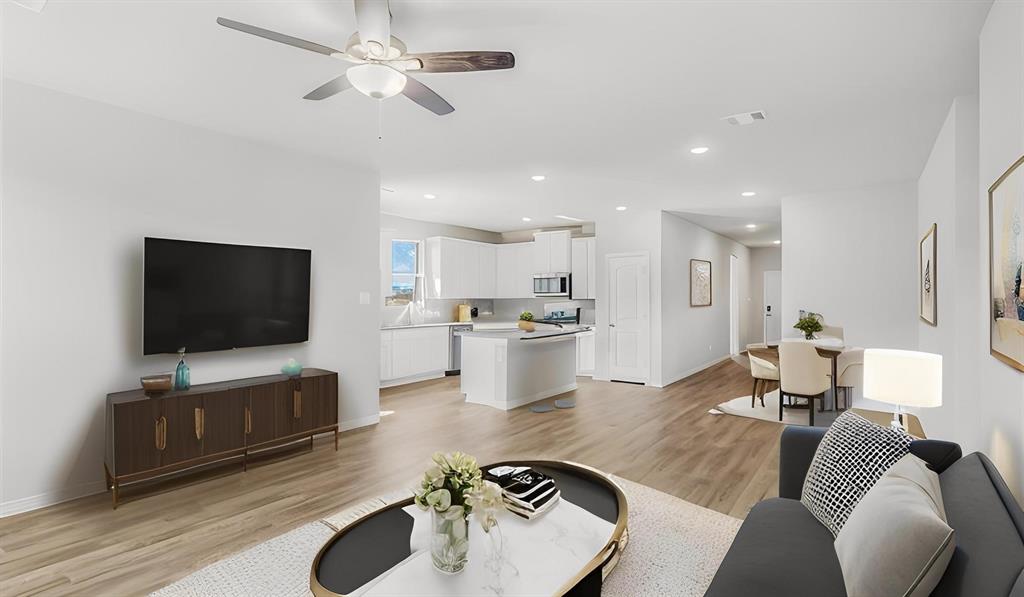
[140,373,174,395]
[281,358,303,377]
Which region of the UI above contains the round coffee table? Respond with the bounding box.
[310,460,628,597]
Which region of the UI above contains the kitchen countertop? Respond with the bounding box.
[457,326,592,341]
[379,321,470,330]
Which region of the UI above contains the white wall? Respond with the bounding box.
[0,81,381,515]
[915,95,980,445]
[974,0,1024,499]
[748,247,782,345]
[781,182,918,351]
[660,212,752,386]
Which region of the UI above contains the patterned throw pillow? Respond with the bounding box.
[800,411,912,536]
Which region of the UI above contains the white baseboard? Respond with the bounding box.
[656,355,732,388]
[379,370,446,389]
[339,413,381,431]
[1,479,107,518]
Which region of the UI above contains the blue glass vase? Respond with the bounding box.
[174,349,191,391]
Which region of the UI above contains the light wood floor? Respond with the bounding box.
[0,358,783,596]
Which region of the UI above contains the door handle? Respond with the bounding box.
[194,407,204,440]
[609,323,616,327]
[293,389,302,419]
[155,416,167,450]
[245,406,252,435]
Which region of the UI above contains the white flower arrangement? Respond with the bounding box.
[413,451,504,531]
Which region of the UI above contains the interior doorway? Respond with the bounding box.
[764,270,782,344]
[607,252,651,384]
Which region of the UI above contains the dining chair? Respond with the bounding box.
[835,347,863,411]
[820,325,845,342]
[746,343,779,408]
[778,341,832,426]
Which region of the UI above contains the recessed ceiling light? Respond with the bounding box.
[522,217,532,222]
[745,224,757,229]
[555,215,585,222]
[741,191,756,197]
[531,175,546,182]
[690,147,710,155]
[423,194,436,199]
[615,206,627,211]
[773,240,781,245]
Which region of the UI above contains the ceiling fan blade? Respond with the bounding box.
[403,51,515,73]
[216,17,343,56]
[354,0,391,58]
[401,74,454,116]
[303,75,352,100]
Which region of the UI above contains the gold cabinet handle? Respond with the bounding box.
[194,407,204,440]
[155,418,162,450]
[155,416,167,450]
[293,389,301,419]
[245,407,252,435]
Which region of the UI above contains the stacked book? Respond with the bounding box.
[485,466,560,520]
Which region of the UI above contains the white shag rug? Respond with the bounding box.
[712,390,839,427]
[152,477,741,597]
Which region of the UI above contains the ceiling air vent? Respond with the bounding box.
[722,110,767,126]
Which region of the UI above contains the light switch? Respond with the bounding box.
[359,291,370,305]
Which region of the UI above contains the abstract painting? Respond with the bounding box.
[989,155,1024,372]
[690,259,712,307]
[920,223,937,325]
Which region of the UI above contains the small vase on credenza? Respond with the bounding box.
[174,348,191,391]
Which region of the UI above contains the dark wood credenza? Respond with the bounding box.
[104,368,338,508]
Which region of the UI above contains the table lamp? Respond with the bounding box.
[862,349,942,433]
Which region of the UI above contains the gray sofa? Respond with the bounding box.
[705,426,1024,596]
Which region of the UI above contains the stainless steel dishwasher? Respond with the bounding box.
[448,324,473,374]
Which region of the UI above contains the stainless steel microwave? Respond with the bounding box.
[533,273,571,297]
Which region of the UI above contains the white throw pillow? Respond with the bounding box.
[801,411,912,536]
[835,454,955,597]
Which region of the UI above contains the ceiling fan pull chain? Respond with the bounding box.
[378,100,383,142]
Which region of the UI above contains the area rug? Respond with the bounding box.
[152,477,741,597]
[711,390,838,427]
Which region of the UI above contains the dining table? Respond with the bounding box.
[748,337,847,412]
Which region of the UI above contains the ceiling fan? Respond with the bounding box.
[217,0,515,116]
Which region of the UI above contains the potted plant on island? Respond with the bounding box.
[413,452,504,574]
[518,311,535,332]
[793,315,824,340]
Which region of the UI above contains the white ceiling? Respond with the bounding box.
[4,1,990,240]
[671,211,783,249]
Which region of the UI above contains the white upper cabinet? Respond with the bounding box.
[496,242,534,298]
[477,244,496,298]
[571,237,597,299]
[533,230,571,273]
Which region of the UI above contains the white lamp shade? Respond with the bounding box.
[346,64,407,99]
[862,349,942,408]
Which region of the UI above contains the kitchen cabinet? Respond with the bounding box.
[571,237,597,299]
[426,237,499,299]
[380,326,450,385]
[533,230,571,273]
[576,330,596,376]
[496,242,535,298]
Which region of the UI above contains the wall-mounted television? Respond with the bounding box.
[143,237,311,355]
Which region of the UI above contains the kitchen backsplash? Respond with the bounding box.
[381,298,595,327]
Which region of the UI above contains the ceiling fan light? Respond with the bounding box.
[346,64,407,99]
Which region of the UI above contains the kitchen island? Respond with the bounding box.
[458,327,589,410]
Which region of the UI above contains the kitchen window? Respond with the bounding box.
[386,239,421,306]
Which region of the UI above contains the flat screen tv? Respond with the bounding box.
[143,237,311,355]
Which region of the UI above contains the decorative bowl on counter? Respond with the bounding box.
[517,320,535,332]
[140,373,174,395]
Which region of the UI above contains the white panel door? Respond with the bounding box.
[607,253,650,383]
[576,331,596,376]
[478,244,496,298]
[764,270,782,344]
